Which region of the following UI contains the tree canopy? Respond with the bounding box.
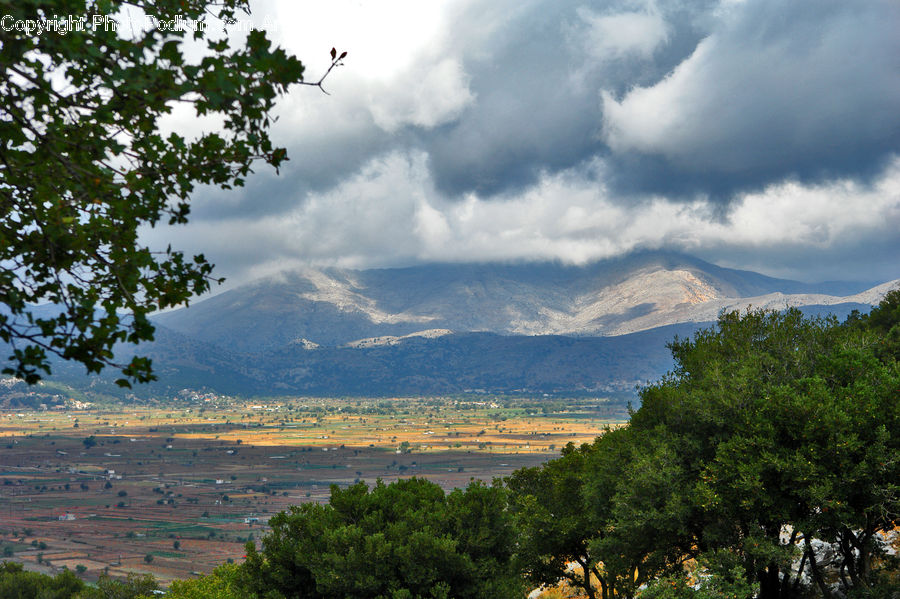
[242,478,523,599]
[509,299,900,599]
[0,0,318,385]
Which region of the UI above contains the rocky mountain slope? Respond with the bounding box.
[154,251,889,352]
[24,251,895,397]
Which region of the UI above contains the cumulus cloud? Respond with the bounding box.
[601,0,900,194]
[578,4,669,61]
[368,58,475,132]
[409,157,900,275]
[147,151,900,288]
[144,0,900,288]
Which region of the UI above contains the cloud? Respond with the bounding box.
[147,151,900,288]
[601,0,900,196]
[142,0,900,289]
[578,5,669,61]
[369,58,475,132]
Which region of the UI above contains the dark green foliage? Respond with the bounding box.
[77,572,160,598]
[0,562,84,599]
[242,478,523,599]
[508,439,608,599]
[510,301,899,599]
[0,565,159,599]
[0,0,305,385]
[855,289,900,362]
[625,307,899,598]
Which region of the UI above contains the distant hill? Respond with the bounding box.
[34,323,701,398]
[13,251,897,398]
[153,250,886,352]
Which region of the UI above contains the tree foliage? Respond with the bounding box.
[0,0,311,385]
[0,564,161,599]
[0,562,84,599]
[165,563,245,599]
[242,477,523,599]
[77,572,159,599]
[510,301,899,599]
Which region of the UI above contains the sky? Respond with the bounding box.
[143,0,900,289]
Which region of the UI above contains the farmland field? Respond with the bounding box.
[0,395,626,585]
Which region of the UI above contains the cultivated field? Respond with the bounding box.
[0,395,626,585]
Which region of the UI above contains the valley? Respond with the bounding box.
[0,395,625,584]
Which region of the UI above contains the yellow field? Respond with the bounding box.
[1,395,626,454]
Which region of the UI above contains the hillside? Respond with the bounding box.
[153,250,884,351]
[16,251,895,398]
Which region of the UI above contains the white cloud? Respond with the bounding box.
[369,58,475,132]
[414,200,452,247]
[143,146,900,290]
[701,161,900,248]
[578,5,669,61]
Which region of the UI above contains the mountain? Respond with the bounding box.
[72,323,704,398]
[24,251,896,398]
[153,251,887,352]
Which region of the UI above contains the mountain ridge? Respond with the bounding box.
[17,251,895,398]
[153,250,889,352]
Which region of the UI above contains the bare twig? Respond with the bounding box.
[298,48,347,95]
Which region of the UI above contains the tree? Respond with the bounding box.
[508,440,608,599]
[0,561,84,599]
[77,572,159,599]
[629,307,899,599]
[1,1,343,385]
[590,429,699,599]
[242,478,523,598]
[510,426,697,599]
[509,306,897,598]
[165,563,245,599]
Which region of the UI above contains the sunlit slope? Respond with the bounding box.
[154,250,887,351]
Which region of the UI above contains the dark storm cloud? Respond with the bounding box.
[146,0,900,288]
[419,0,714,197]
[413,0,900,201]
[599,0,900,199]
[187,124,396,222]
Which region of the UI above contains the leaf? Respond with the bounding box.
[330,47,337,60]
[0,0,307,387]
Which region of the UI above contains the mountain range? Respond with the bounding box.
[40,251,899,397]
